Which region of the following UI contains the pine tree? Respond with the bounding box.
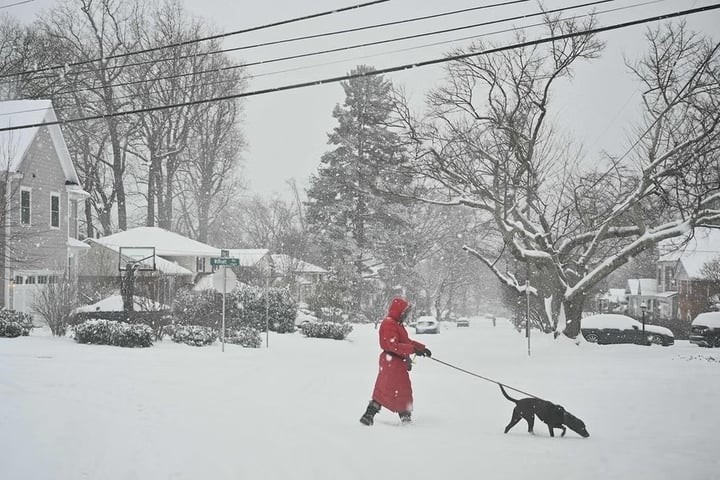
[305,65,407,312]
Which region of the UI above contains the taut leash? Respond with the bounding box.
[430,356,545,401]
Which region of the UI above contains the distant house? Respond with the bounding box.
[270,254,328,304]
[657,228,720,322]
[78,238,193,305]
[597,288,627,314]
[225,248,273,285]
[91,226,221,278]
[625,278,657,320]
[0,100,89,315]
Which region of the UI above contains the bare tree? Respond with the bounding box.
[32,0,144,232]
[396,18,720,338]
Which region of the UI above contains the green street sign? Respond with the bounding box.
[211,257,240,266]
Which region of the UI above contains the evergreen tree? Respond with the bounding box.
[305,66,407,312]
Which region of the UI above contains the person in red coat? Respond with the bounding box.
[359,297,432,426]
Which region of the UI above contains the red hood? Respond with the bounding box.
[387,297,410,322]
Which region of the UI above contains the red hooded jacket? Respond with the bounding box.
[371,297,426,413]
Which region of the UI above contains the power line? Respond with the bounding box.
[0,0,35,10]
[46,0,663,112]
[46,0,621,97]
[0,0,390,80]
[46,0,531,78]
[2,2,718,134]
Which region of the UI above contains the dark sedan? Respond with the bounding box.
[581,314,674,346]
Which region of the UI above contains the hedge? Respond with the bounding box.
[299,321,353,340]
[74,319,153,347]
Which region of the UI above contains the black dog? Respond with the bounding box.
[499,385,589,438]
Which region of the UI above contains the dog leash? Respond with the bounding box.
[430,357,545,401]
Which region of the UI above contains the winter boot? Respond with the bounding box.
[399,411,412,425]
[359,400,381,426]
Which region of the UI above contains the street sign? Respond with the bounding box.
[211,257,239,266]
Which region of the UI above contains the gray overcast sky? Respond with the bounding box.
[7,0,720,199]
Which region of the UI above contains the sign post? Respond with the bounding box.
[211,257,240,352]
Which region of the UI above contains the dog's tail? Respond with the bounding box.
[499,384,518,403]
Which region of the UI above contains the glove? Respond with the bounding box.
[414,347,432,358]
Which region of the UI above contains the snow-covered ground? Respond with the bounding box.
[1,317,717,480]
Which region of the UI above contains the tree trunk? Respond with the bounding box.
[562,295,586,338]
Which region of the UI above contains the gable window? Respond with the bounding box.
[20,188,31,225]
[196,257,206,272]
[50,194,60,228]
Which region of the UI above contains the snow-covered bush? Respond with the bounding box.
[72,311,172,340]
[299,321,353,340]
[73,320,153,347]
[172,290,222,329]
[232,284,297,334]
[0,309,33,337]
[172,285,298,334]
[225,327,262,348]
[171,325,217,347]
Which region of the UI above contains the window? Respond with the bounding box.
[196,257,206,272]
[50,194,60,228]
[25,276,36,284]
[14,276,23,285]
[48,276,58,284]
[37,276,48,284]
[20,189,31,225]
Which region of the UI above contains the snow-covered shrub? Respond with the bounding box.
[172,290,222,329]
[171,325,217,347]
[72,311,172,340]
[231,284,297,334]
[0,309,33,337]
[299,321,353,340]
[225,326,262,348]
[73,320,153,347]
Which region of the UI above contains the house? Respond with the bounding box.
[597,288,627,314]
[0,100,89,315]
[91,226,221,278]
[224,248,273,285]
[625,278,657,320]
[657,228,720,322]
[270,254,328,303]
[78,238,193,305]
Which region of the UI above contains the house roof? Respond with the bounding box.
[0,100,80,184]
[271,254,327,275]
[85,238,193,276]
[225,248,270,267]
[94,227,220,257]
[658,227,720,279]
[626,278,656,296]
[600,288,627,303]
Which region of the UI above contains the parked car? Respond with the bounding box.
[456,317,470,327]
[689,312,720,348]
[415,316,440,334]
[581,314,674,346]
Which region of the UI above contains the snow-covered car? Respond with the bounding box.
[689,312,720,348]
[581,314,674,346]
[415,316,440,334]
[456,317,470,327]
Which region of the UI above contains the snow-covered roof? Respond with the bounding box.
[192,270,239,292]
[271,254,327,275]
[95,227,220,257]
[658,227,720,279]
[225,248,270,267]
[0,100,80,184]
[626,278,656,296]
[73,294,170,313]
[600,288,626,303]
[85,238,193,276]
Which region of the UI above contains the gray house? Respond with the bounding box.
[0,100,88,314]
